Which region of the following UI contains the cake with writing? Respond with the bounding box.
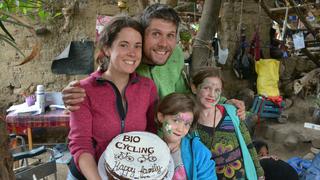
[104,131,171,180]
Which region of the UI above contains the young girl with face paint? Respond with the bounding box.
[157,93,217,180]
[191,67,265,180]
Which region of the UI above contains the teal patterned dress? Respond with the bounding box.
[196,105,264,180]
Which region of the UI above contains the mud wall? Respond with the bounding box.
[0,0,140,113]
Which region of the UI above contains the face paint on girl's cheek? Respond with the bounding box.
[162,121,173,135]
[211,92,221,106]
[175,113,193,123]
[198,80,222,106]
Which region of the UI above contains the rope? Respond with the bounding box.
[193,38,212,50]
[238,0,244,38]
[193,2,196,23]
[193,38,214,66]
[233,0,245,45]
[257,0,262,32]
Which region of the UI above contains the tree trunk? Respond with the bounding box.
[0,119,15,180]
[293,68,320,95]
[191,0,222,74]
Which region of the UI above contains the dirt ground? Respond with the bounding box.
[52,164,68,180]
[57,164,69,180]
[254,125,313,161]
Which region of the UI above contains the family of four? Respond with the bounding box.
[63,3,264,180]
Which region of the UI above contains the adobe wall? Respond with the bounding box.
[219,0,273,98]
[0,0,272,112]
[0,0,140,112]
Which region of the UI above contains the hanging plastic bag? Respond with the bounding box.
[217,41,229,65]
[292,32,305,50]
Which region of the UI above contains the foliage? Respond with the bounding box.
[0,0,62,59]
[0,0,62,23]
[180,30,192,42]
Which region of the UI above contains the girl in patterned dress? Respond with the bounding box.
[191,67,264,180]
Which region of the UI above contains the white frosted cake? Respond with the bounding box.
[104,131,171,180]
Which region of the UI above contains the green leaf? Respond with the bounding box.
[22,7,27,14]
[0,33,15,43]
[36,0,41,8]
[38,10,47,22]
[53,12,62,18]
[0,20,15,41]
[0,34,25,57]
[1,0,62,29]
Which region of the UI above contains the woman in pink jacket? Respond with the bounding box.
[67,15,158,180]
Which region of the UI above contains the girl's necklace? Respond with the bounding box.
[210,106,217,147]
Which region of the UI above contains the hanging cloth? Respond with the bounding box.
[51,41,94,75]
[217,40,229,65]
[250,31,261,61]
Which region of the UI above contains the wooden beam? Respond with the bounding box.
[301,48,320,67]
[287,1,320,65]
[290,27,320,32]
[254,0,320,67]
[270,5,307,16]
[270,2,320,12]
[254,0,282,25]
[288,0,320,41]
[305,40,320,47]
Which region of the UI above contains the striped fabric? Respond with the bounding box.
[5,110,69,130]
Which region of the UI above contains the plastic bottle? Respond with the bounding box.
[35,85,45,114]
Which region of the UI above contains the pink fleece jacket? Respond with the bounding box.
[68,71,158,171]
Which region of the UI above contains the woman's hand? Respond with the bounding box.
[62,80,86,112]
